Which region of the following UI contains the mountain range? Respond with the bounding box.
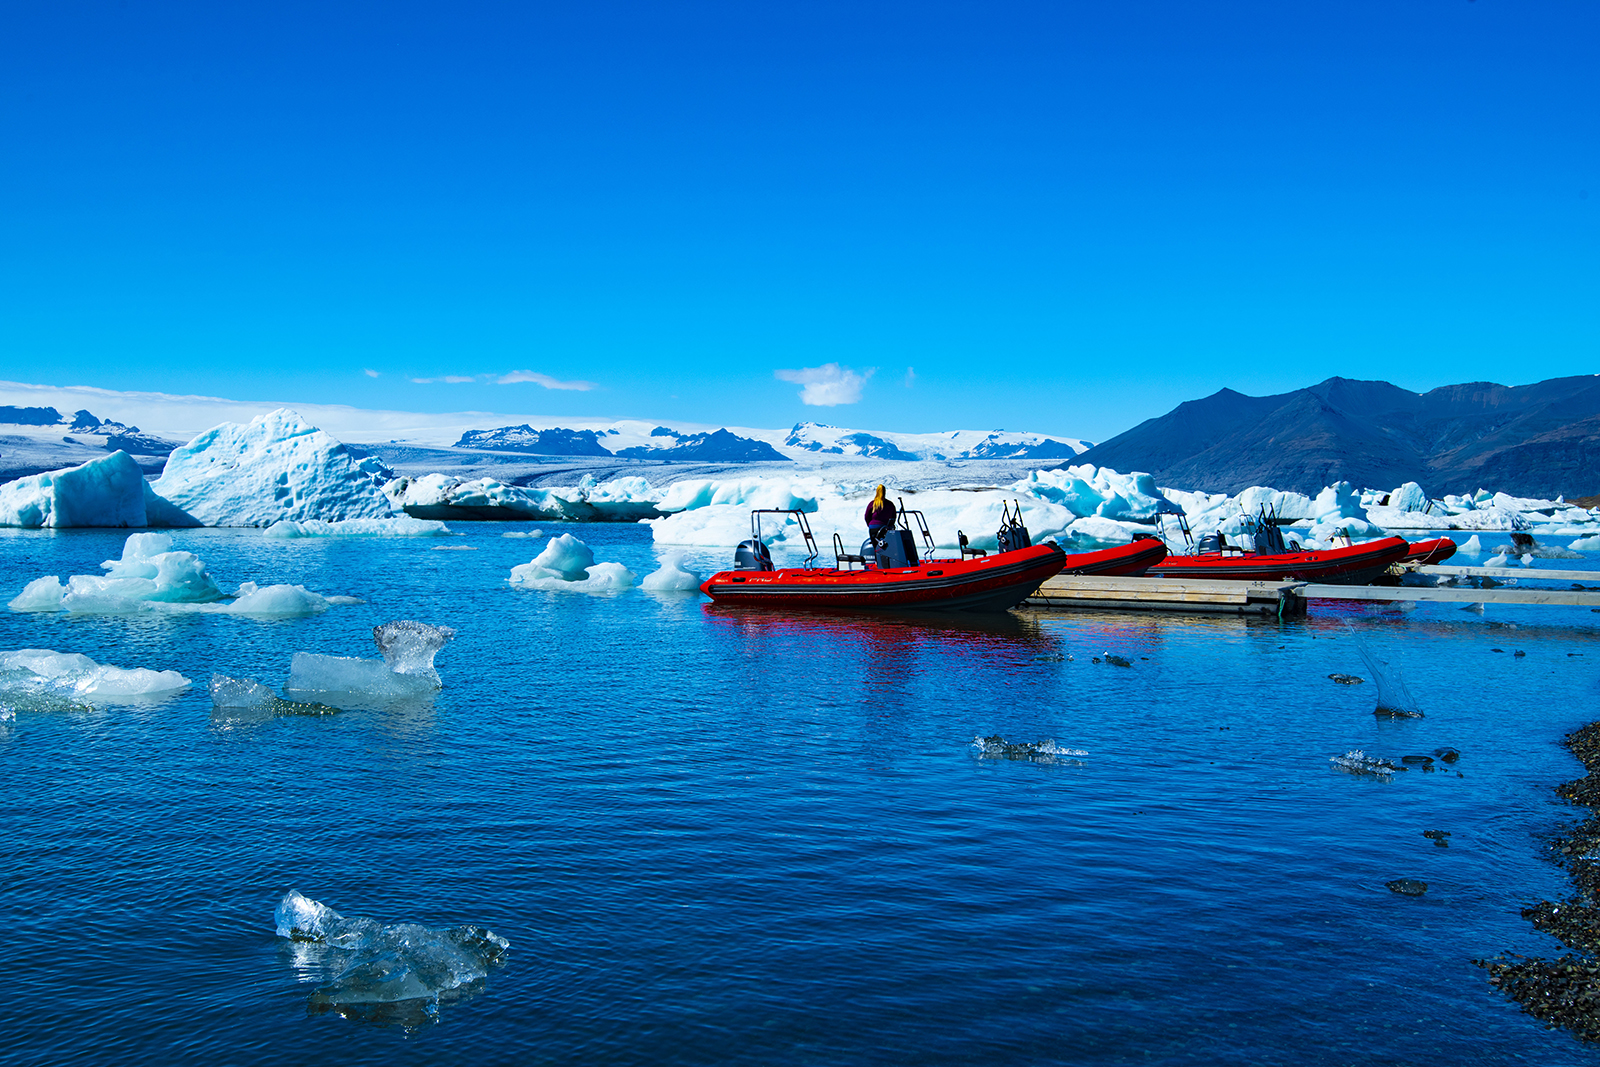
[1072,375,1600,498]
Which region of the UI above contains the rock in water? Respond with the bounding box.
[1328,673,1364,685]
[1386,878,1428,896]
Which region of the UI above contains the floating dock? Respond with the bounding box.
[1025,565,1600,616]
[1026,575,1307,616]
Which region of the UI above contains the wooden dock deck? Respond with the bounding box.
[1025,566,1600,615]
[1027,575,1306,616]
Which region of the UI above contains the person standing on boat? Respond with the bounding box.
[864,485,897,541]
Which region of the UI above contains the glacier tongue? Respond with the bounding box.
[153,408,395,527]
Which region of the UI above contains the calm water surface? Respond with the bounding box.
[2,524,1599,1065]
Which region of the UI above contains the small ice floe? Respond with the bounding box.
[6,533,354,616]
[1485,552,1510,567]
[501,529,543,539]
[209,674,337,716]
[286,620,456,699]
[0,648,190,706]
[1571,535,1600,552]
[264,517,452,538]
[640,552,705,592]
[1347,624,1425,718]
[1330,749,1403,777]
[509,533,636,592]
[1461,602,1486,613]
[273,889,509,1027]
[972,735,1087,764]
[1458,535,1483,555]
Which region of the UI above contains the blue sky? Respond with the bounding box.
[1,1,1594,441]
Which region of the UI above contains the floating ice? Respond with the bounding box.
[153,409,395,527]
[1572,535,1600,552]
[286,620,456,697]
[1484,552,1509,567]
[8,533,351,616]
[386,473,661,522]
[509,534,637,592]
[0,648,190,703]
[972,735,1087,763]
[265,517,452,538]
[501,529,543,539]
[641,553,705,592]
[209,673,337,715]
[1347,626,1424,718]
[272,889,509,1024]
[1330,750,1401,777]
[0,449,195,528]
[1458,535,1483,555]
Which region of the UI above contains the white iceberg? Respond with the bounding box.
[386,473,662,522]
[509,534,638,592]
[287,620,456,697]
[153,409,395,527]
[8,532,351,616]
[0,648,191,702]
[641,553,705,592]
[0,450,194,528]
[1571,535,1600,552]
[264,516,452,538]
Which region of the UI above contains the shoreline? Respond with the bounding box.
[1478,719,1600,1040]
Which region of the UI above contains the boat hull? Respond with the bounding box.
[1403,537,1458,566]
[1151,536,1411,585]
[700,543,1068,613]
[1060,537,1168,576]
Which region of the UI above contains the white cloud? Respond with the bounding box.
[363,368,381,379]
[497,370,597,391]
[409,375,478,385]
[774,363,874,406]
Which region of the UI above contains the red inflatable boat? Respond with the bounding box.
[1152,536,1411,585]
[698,506,1167,612]
[1402,537,1458,566]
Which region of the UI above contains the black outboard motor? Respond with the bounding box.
[734,539,775,571]
[995,501,1033,554]
[861,528,919,569]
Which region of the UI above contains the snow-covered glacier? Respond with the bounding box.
[153,408,395,527]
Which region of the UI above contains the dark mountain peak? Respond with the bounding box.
[1072,374,1600,497]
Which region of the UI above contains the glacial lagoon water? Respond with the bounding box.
[3,523,1600,1065]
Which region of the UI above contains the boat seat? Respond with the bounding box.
[958,531,987,559]
[833,532,867,571]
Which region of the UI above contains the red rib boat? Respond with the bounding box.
[1153,536,1411,584]
[1403,537,1458,566]
[699,506,1167,612]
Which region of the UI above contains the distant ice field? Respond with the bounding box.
[3,524,1600,1065]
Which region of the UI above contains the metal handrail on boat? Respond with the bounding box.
[751,508,819,569]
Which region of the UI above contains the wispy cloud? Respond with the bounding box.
[904,367,915,388]
[774,363,874,406]
[363,368,381,379]
[497,370,598,391]
[401,370,600,390]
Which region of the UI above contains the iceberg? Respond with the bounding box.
[509,534,638,592]
[209,673,337,715]
[1571,535,1600,552]
[641,553,705,592]
[8,533,349,616]
[0,648,190,703]
[272,889,509,1024]
[0,450,195,528]
[385,473,661,522]
[264,517,452,538]
[153,409,395,527]
[287,620,456,697]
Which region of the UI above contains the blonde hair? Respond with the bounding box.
[872,485,887,508]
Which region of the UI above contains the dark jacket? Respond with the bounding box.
[864,498,897,529]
